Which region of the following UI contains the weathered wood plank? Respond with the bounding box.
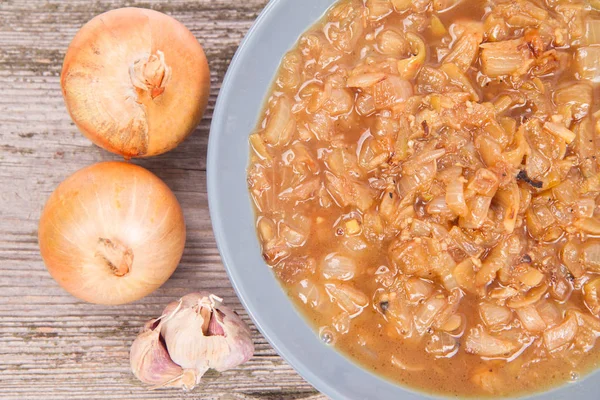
[0,0,328,398]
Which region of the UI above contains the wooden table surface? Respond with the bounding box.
[0,1,326,399]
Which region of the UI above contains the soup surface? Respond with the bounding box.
[247,0,600,396]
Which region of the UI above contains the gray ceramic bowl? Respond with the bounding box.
[207,1,600,398]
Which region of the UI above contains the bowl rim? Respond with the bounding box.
[207,1,600,399]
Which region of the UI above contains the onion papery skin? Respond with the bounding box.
[61,8,210,158]
[38,162,186,305]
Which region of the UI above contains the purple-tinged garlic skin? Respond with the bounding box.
[210,306,255,371]
[130,319,184,385]
[130,292,255,390]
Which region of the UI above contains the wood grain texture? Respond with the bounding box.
[0,1,327,398]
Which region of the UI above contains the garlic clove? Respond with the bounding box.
[207,309,226,336]
[130,319,184,386]
[209,304,254,372]
[160,292,255,376]
[161,304,210,371]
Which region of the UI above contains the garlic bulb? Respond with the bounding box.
[130,292,254,390]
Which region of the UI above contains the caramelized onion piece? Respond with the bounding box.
[464,326,517,357]
[415,295,447,334]
[453,258,477,294]
[479,303,512,328]
[543,122,576,144]
[506,282,548,309]
[584,278,600,316]
[443,32,482,72]
[582,241,600,272]
[459,196,492,229]
[494,182,520,234]
[397,33,426,80]
[441,314,464,332]
[543,315,578,351]
[389,240,430,276]
[515,306,546,332]
[476,236,521,289]
[574,46,600,82]
[263,97,296,146]
[517,266,544,287]
[426,331,459,357]
[377,29,409,56]
[347,73,387,88]
[480,38,533,77]
[562,240,585,278]
[321,253,357,281]
[536,300,562,327]
[325,283,368,317]
[446,180,468,217]
[404,278,434,304]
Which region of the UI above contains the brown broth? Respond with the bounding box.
[248,0,600,397]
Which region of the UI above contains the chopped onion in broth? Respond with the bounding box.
[248,0,600,396]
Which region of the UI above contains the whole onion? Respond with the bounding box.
[38,161,186,305]
[61,8,210,158]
